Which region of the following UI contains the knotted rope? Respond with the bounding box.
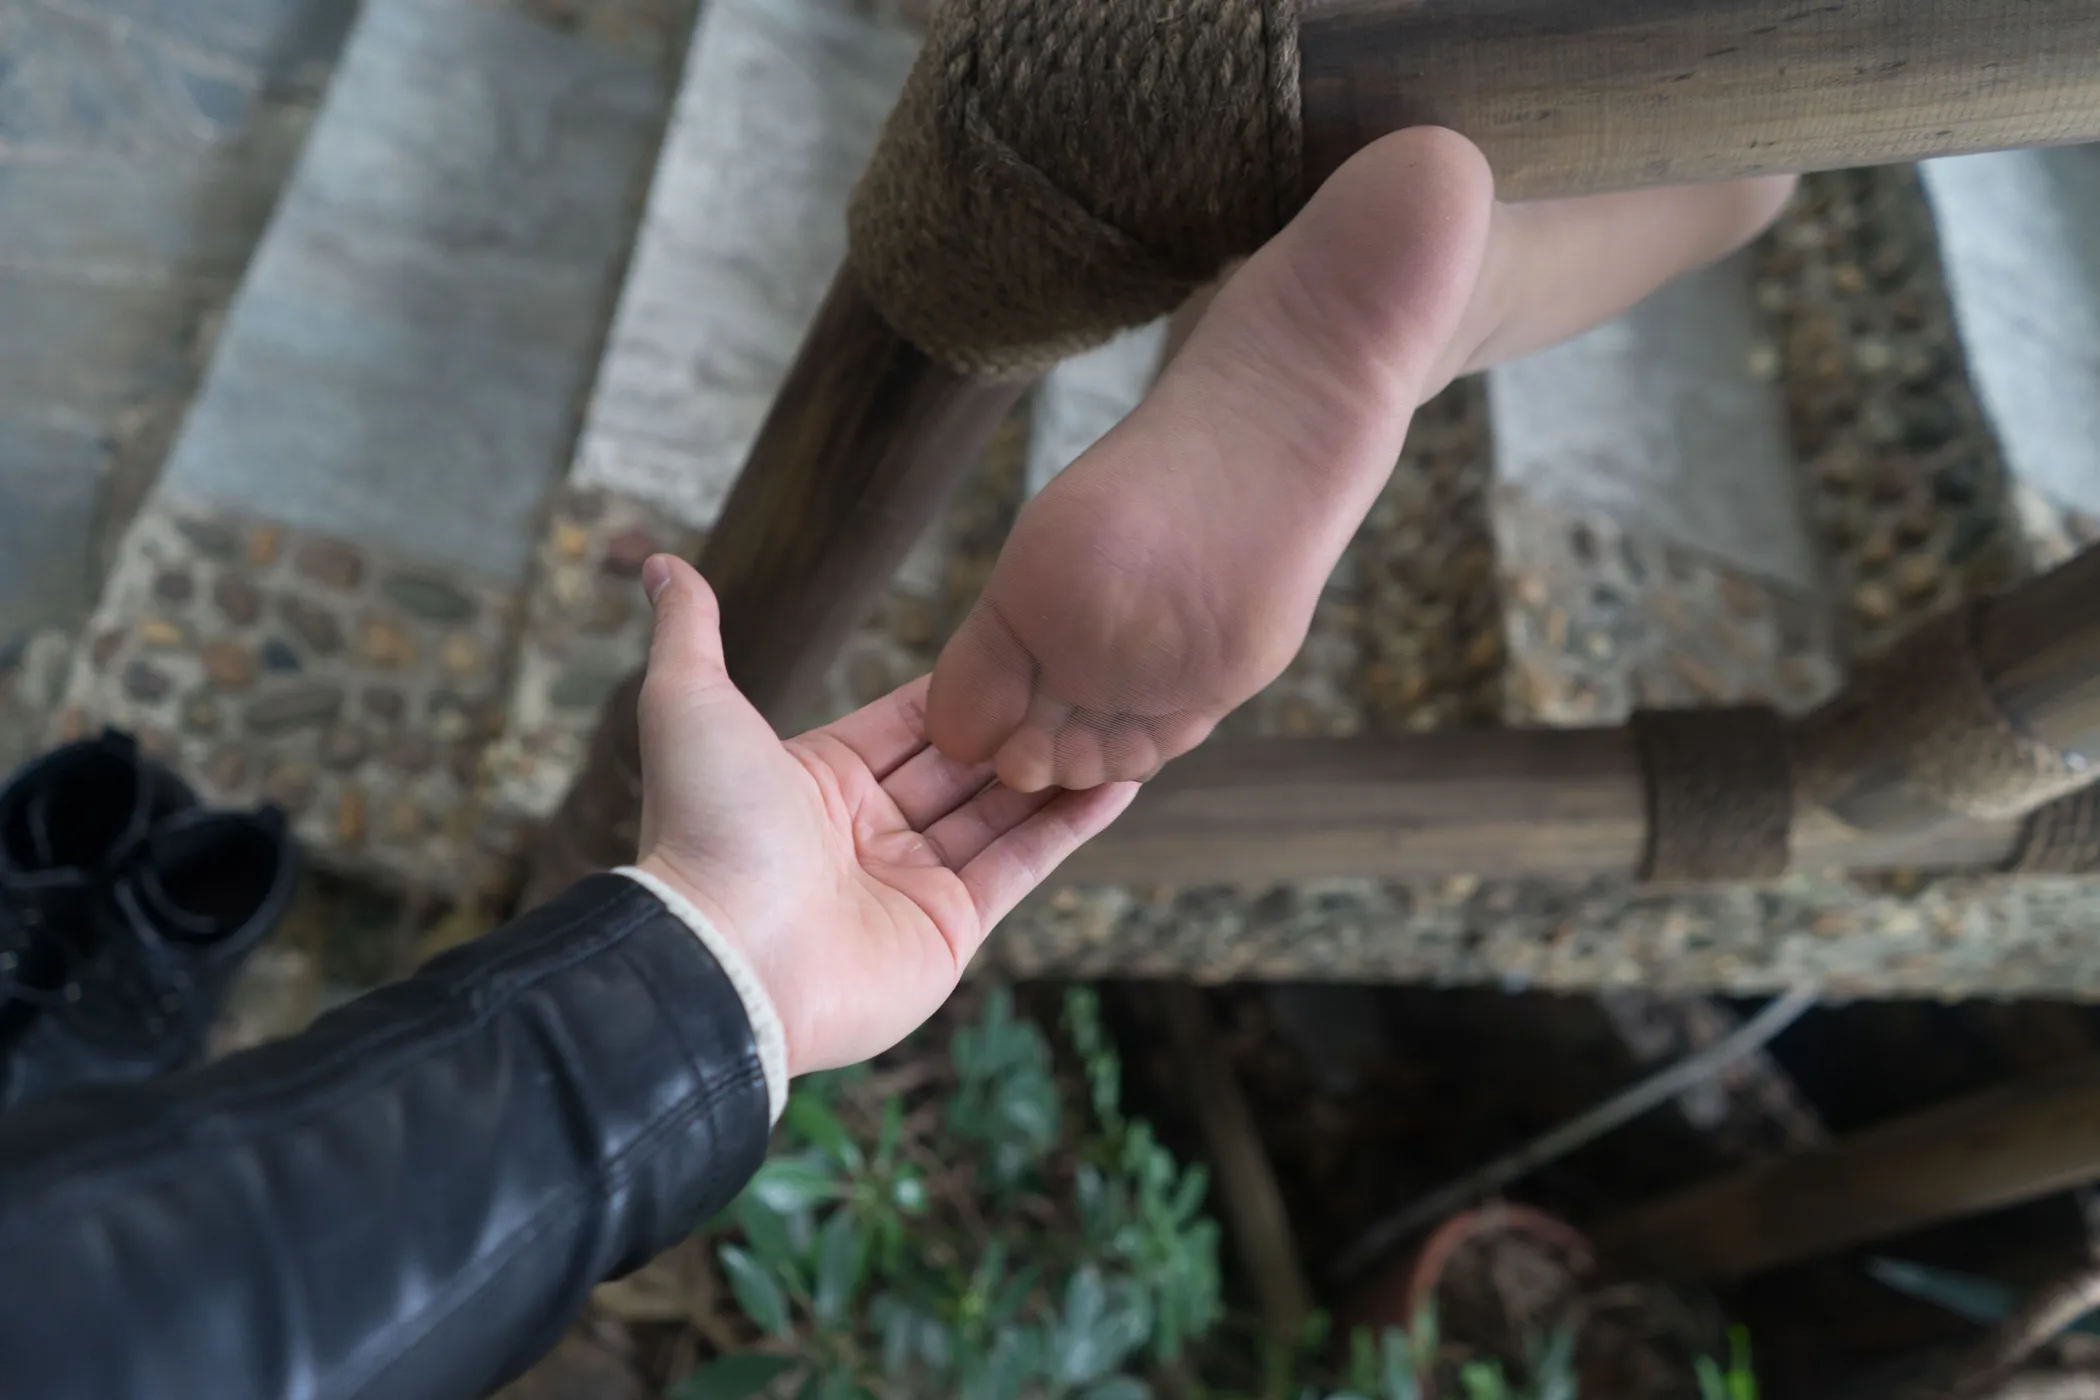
[848,0,1304,379]
[2009,782,2100,874]
[1632,706,1794,883]
[1796,602,2094,826]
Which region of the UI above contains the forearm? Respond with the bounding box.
[0,872,782,1400]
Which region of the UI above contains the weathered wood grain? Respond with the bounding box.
[1300,0,2100,200]
[1595,1057,2100,1280]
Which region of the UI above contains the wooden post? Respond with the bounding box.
[1593,1058,2100,1281]
[528,0,2100,900]
[524,269,1023,899]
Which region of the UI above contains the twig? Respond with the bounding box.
[1947,1266,2100,1398]
[1333,986,1820,1282]
[1157,985,1314,1342]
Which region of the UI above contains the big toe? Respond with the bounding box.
[926,600,1036,767]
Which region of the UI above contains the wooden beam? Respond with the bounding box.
[1593,1058,2100,1281]
[1299,0,2100,200]
[1057,727,2021,886]
[529,0,2100,900]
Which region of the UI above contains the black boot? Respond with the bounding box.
[0,732,196,1069]
[3,806,297,1107]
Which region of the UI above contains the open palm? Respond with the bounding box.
[632,556,1137,1077]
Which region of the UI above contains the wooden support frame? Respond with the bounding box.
[1594,1057,2100,1281]
[528,0,2100,899]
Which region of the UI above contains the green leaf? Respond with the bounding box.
[813,1211,867,1329]
[1065,1266,1107,1334]
[1092,1281,1152,1377]
[1080,1381,1149,1400]
[876,1298,918,1377]
[1379,1327,1419,1400]
[1728,1324,1758,1400]
[750,1156,843,1214]
[996,1072,1059,1146]
[985,1324,1047,1399]
[1053,1268,1111,1385]
[731,1193,799,1275]
[891,1171,929,1215]
[989,1263,1041,1326]
[817,1370,857,1400]
[719,1244,792,1337]
[1168,1167,1208,1226]
[1458,1361,1512,1400]
[670,1356,800,1400]
[784,1097,863,1172]
[1408,1302,1440,1374]
[874,1096,904,1171]
[1695,1357,1730,1400]
[1346,1329,1380,1395]
[1530,1321,1579,1400]
[793,1371,821,1400]
[917,1316,954,1373]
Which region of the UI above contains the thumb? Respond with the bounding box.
[640,555,733,698]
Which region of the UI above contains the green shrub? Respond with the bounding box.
[672,988,1753,1400]
[672,988,1219,1400]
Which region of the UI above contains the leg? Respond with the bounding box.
[929,129,1797,792]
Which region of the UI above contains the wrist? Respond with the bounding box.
[622,855,793,1118]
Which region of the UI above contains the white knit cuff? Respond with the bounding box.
[616,866,788,1125]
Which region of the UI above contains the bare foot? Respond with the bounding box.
[927,130,1494,791]
[927,129,1797,793]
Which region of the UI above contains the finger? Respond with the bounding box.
[638,555,737,707]
[958,782,1141,935]
[1452,174,1797,379]
[818,674,935,781]
[920,780,1059,870]
[882,742,1000,829]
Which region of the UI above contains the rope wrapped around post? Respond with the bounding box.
[847,0,1305,379]
[1627,590,2100,885]
[2009,783,2100,874]
[1794,600,2097,833]
[1631,707,1793,883]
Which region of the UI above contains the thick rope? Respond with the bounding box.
[1798,603,2093,825]
[848,0,1304,379]
[2009,782,2100,874]
[1631,707,1794,883]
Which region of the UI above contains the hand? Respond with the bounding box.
[630,555,1136,1077]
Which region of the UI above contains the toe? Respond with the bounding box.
[927,600,1036,764]
[992,693,1072,793]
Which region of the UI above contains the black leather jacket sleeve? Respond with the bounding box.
[0,873,775,1400]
